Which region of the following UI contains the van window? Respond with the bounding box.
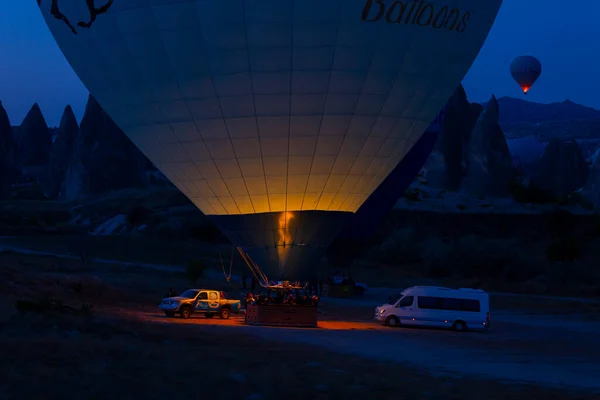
[398,296,414,307]
[418,296,481,312]
[460,299,480,312]
[441,298,461,310]
[417,296,440,309]
[197,292,208,300]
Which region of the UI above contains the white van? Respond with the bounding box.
[375,286,490,332]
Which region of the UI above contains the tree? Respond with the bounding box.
[510,179,556,206]
[186,260,206,285]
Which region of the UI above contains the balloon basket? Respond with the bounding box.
[244,304,318,328]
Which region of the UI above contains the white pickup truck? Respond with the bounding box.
[159,289,241,319]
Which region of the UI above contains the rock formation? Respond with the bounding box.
[62,95,148,200]
[17,103,52,180]
[584,152,600,208]
[424,84,483,189]
[463,95,513,197]
[533,139,590,197]
[45,105,79,198]
[0,101,17,197]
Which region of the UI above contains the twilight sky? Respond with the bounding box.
[0,0,598,126]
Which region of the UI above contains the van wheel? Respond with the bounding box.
[453,320,467,332]
[385,316,400,327]
[180,306,192,319]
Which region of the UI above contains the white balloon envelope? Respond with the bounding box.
[39,0,502,280]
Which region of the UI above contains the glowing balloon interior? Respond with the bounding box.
[510,55,542,95]
[39,0,502,280]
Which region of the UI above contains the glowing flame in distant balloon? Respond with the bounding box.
[510,56,541,96]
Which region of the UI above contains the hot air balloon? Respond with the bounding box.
[335,107,445,244]
[38,0,502,284]
[327,110,443,269]
[510,56,542,95]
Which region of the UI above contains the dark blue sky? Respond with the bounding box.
[1,1,598,126]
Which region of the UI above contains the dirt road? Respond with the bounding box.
[125,300,600,392]
[3,241,600,393]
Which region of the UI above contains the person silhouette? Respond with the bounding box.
[78,0,115,28]
[37,0,115,35]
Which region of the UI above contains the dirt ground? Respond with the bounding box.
[1,251,600,399]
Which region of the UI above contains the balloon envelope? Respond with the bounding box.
[510,56,542,94]
[39,0,502,280]
[337,107,445,242]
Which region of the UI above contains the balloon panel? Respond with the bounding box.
[39,0,503,217]
[338,112,443,241]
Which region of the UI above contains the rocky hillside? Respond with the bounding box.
[45,105,79,198]
[0,101,17,198]
[2,90,600,213]
[532,139,590,197]
[17,103,52,181]
[415,86,600,212]
[492,97,600,141]
[423,87,513,198]
[463,95,513,198]
[0,97,156,200]
[60,95,148,200]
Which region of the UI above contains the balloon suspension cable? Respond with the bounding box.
[218,246,244,294]
[219,247,235,282]
[236,247,270,288]
[235,248,308,291]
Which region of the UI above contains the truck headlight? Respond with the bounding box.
[171,301,179,308]
[379,309,385,314]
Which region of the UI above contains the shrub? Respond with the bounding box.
[187,223,227,242]
[420,238,454,278]
[510,180,556,205]
[127,206,151,226]
[557,192,594,210]
[544,261,597,287]
[542,209,576,236]
[545,236,581,262]
[404,189,421,202]
[421,235,535,282]
[593,217,600,237]
[372,228,423,265]
[186,260,207,284]
[328,238,367,269]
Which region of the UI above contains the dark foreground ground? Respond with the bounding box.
[1,250,599,399]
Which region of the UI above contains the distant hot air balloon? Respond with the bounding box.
[510,56,542,95]
[38,0,502,283]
